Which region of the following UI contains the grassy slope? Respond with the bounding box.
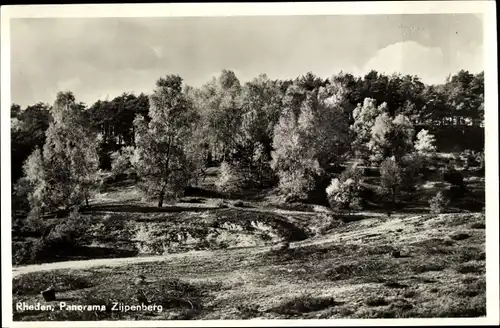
[12,210,486,321]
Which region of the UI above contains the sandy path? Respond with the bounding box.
[11,246,272,279]
[12,255,167,278]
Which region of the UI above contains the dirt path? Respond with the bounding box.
[12,255,167,278]
[11,246,273,278]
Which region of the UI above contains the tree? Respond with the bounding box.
[232,75,283,186]
[415,129,437,154]
[21,148,47,214]
[22,92,100,212]
[133,75,199,208]
[184,117,211,185]
[86,92,150,169]
[421,84,450,126]
[271,81,350,200]
[271,105,321,200]
[199,70,243,162]
[399,152,424,193]
[11,103,21,119]
[328,72,362,123]
[351,98,389,159]
[368,113,415,162]
[11,102,52,183]
[238,74,282,149]
[444,70,476,126]
[378,157,403,214]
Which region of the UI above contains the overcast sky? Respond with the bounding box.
[11,14,484,108]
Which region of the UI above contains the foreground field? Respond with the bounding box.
[12,210,486,320]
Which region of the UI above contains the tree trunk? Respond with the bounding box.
[391,189,397,213]
[158,191,164,208]
[85,195,89,207]
[157,179,169,208]
[158,136,173,208]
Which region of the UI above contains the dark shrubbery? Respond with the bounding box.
[443,170,464,187]
[442,169,468,200]
[271,294,337,315]
[459,150,484,171]
[12,210,92,265]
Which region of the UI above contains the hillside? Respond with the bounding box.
[12,204,486,320]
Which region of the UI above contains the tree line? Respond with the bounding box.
[11,69,484,216]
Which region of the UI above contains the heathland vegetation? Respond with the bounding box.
[11,69,486,320]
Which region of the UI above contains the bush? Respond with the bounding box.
[459,150,484,170]
[443,170,465,187]
[311,214,345,235]
[13,210,93,264]
[16,211,50,238]
[326,165,364,213]
[271,294,337,315]
[365,296,389,307]
[46,210,92,247]
[13,237,56,265]
[215,161,243,197]
[277,167,319,201]
[429,191,450,214]
[442,169,467,200]
[415,129,437,154]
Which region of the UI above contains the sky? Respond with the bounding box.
[10,14,484,108]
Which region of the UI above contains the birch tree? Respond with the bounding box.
[133,75,199,207]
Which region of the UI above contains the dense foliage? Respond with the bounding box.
[12,69,484,215]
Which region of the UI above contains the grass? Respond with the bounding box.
[13,271,223,321]
[11,169,486,320]
[12,271,94,296]
[270,294,338,316]
[12,211,486,320]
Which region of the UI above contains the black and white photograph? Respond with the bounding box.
[1,2,498,326]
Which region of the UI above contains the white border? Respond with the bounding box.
[1,2,498,327]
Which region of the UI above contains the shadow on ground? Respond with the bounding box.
[84,204,220,214]
[36,246,139,264]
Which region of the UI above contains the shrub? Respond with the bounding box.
[13,236,63,265]
[459,149,484,170]
[132,225,160,254]
[12,240,37,265]
[215,161,243,196]
[442,169,467,200]
[271,294,337,315]
[429,191,450,214]
[17,211,50,238]
[365,296,389,307]
[326,165,364,213]
[311,214,344,235]
[278,168,318,201]
[46,210,92,247]
[110,146,136,179]
[15,210,93,264]
[415,129,437,154]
